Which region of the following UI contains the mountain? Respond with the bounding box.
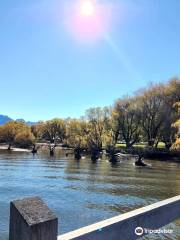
[0,115,13,125]
[26,121,37,126]
[16,119,37,126]
[0,115,37,126]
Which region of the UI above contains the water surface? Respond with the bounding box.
[0,150,180,239]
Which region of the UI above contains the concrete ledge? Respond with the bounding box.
[9,197,58,240]
[58,195,180,240]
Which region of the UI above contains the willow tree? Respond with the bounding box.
[113,97,141,148]
[171,102,180,151]
[85,107,110,159]
[40,118,66,143]
[137,84,167,147]
[14,130,35,148]
[31,121,44,139]
[160,115,177,149]
[66,119,89,159]
[157,78,180,149]
[165,78,180,105]
[0,121,34,149]
[103,113,119,148]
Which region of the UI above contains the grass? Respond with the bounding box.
[116,142,165,149]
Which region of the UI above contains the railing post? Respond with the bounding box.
[9,197,58,240]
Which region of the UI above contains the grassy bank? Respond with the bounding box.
[117,146,180,162]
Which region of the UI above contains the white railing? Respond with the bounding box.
[58,195,180,240]
[9,195,180,240]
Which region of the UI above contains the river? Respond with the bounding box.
[0,149,180,240]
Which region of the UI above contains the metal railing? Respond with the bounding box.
[9,195,180,240]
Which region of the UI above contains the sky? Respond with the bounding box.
[0,0,180,121]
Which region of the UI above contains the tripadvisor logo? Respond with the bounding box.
[135,227,144,236]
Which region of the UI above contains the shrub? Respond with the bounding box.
[14,131,35,148]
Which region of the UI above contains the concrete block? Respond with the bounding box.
[9,196,58,240]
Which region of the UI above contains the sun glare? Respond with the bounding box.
[80,1,95,16]
[64,0,114,42]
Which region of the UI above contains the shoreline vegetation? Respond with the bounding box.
[0,142,179,163]
[0,78,179,163]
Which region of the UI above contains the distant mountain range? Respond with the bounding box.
[0,115,37,126]
[0,115,12,125]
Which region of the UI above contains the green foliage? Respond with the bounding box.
[85,107,111,151]
[0,78,179,152]
[66,119,88,149]
[39,118,66,143]
[111,78,179,149]
[0,121,34,149]
[14,131,35,148]
[171,102,180,150]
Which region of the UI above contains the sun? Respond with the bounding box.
[80,1,95,16]
[64,0,114,42]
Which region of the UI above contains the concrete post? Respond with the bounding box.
[9,196,58,240]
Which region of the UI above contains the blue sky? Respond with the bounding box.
[0,0,180,121]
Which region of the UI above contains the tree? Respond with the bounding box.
[159,78,180,149]
[85,107,110,151]
[14,130,35,148]
[165,78,180,105]
[103,113,119,149]
[171,102,180,151]
[31,121,44,139]
[41,118,66,143]
[0,121,34,149]
[66,119,88,150]
[159,115,176,149]
[138,84,166,147]
[113,97,141,148]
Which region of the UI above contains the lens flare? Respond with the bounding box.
[64,0,114,42]
[80,1,95,16]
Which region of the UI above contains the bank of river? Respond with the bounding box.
[0,145,30,152]
[0,149,180,240]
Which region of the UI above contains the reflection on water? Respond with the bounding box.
[0,149,180,240]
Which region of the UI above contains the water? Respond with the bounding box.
[0,149,180,240]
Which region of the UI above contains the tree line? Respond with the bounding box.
[0,78,179,158]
